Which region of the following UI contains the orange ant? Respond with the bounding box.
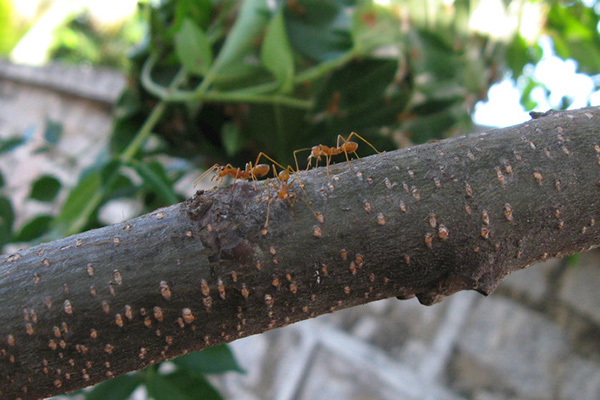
[293,132,381,176]
[193,152,282,190]
[262,164,316,228]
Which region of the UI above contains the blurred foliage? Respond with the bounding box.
[50,10,146,69]
[0,0,28,55]
[0,0,599,399]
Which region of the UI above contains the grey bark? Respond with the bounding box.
[1,106,600,400]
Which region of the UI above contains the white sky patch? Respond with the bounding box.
[474,35,600,128]
[473,80,530,127]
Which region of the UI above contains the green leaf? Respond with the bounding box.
[351,3,402,54]
[14,215,53,242]
[546,2,600,75]
[175,19,213,76]
[261,9,295,93]
[44,118,63,144]
[505,34,542,77]
[173,0,214,32]
[53,169,101,234]
[85,373,143,400]
[172,344,244,375]
[221,123,244,157]
[130,160,179,205]
[147,370,222,400]
[310,58,410,147]
[0,136,25,155]
[0,196,14,248]
[284,0,353,62]
[29,175,61,202]
[0,170,4,188]
[145,372,192,400]
[213,0,270,76]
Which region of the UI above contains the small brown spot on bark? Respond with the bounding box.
[200,279,210,296]
[349,262,357,275]
[203,296,213,311]
[182,308,195,324]
[160,281,172,301]
[399,200,407,213]
[153,306,164,322]
[425,233,433,248]
[113,270,122,285]
[411,186,421,201]
[63,300,73,315]
[504,203,513,222]
[217,278,226,300]
[481,227,490,239]
[496,167,505,184]
[264,294,274,307]
[438,224,449,240]
[465,182,473,197]
[428,214,437,228]
[313,226,323,237]
[482,210,490,226]
[534,171,543,185]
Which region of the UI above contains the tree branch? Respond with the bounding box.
[2,106,600,400]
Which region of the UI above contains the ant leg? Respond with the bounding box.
[193,164,219,188]
[344,132,382,154]
[288,177,320,222]
[262,177,279,228]
[293,148,312,172]
[254,152,286,172]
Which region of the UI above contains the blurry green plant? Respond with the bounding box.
[0,0,599,399]
[0,0,28,55]
[50,10,146,69]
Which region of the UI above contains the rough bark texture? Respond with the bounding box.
[1,107,599,400]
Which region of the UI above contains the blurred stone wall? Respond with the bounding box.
[1,61,599,400]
